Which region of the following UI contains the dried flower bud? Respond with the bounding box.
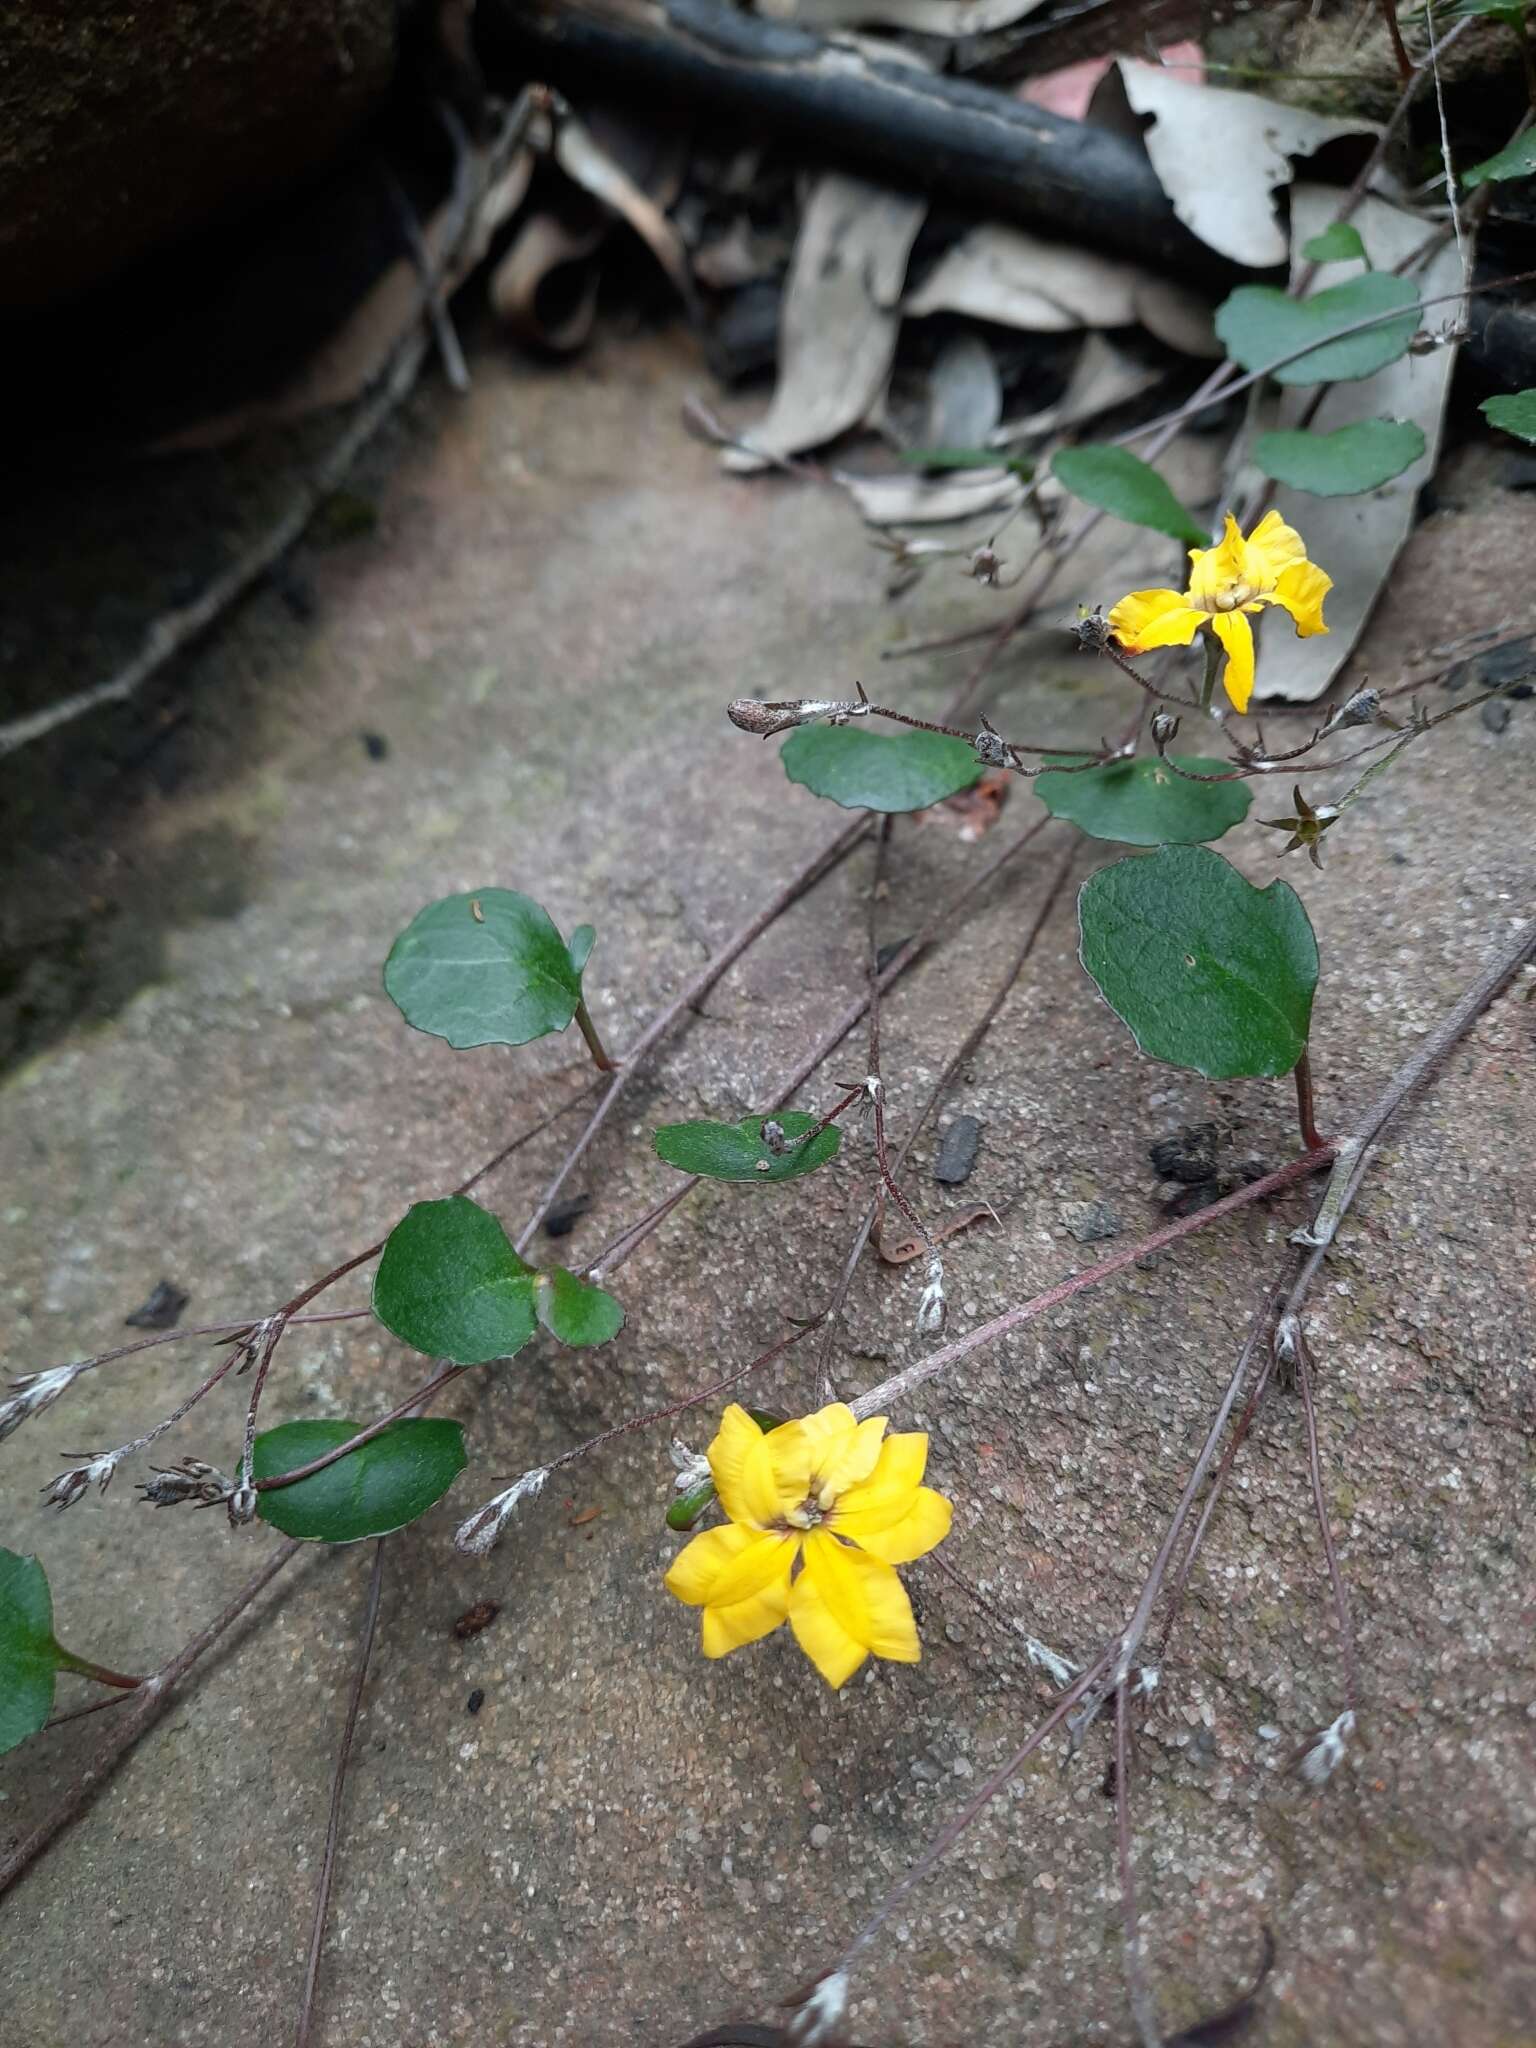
[967,545,1002,585]
[1330,687,1380,730]
[727,697,805,739]
[0,1364,83,1443]
[916,1255,946,1338]
[1151,710,1180,747]
[760,1119,789,1156]
[226,1482,258,1527]
[42,1452,117,1511]
[1296,1708,1356,1787]
[973,727,1009,769]
[454,1466,550,1556]
[1071,603,1113,652]
[782,1967,850,2047]
[668,1439,711,1495]
[137,1458,234,1509]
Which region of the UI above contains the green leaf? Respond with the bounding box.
[1036,756,1250,846]
[1077,846,1319,1079]
[780,726,979,814]
[383,889,591,1050]
[1464,134,1536,186]
[1301,222,1368,266]
[1439,0,1530,21]
[653,1110,842,1184]
[374,1195,538,1365]
[1050,445,1209,545]
[533,1266,625,1347]
[252,1419,467,1544]
[1215,274,1420,385]
[1481,389,1536,444]
[900,446,1033,477]
[0,1549,62,1756]
[1251,419,1426,496]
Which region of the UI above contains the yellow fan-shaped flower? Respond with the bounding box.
[1107,511,1331,713]
[664,1402,953,1688]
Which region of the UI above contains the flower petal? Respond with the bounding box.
[707,1403,809,1528]
[1265,559,1332,638]
[665,1523,797,1657]
[1242,509,1308,585]
[840,1485,953,1566]
[797,1402,887,1505]
[1185,513,1246,606]
[1107,589,1203,653]
[831,1433,951,1563]
[1210,611,1256,714]
[789,1529,920,1687]
[664,1521,796,1607]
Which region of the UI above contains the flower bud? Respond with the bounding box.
[1151,710,1180,747]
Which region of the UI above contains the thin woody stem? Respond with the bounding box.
[1294,1047,1326,1154]
[295,1539,387,2048]
[1198,634,1222,715]
[573,998,617,1073]
[51,1652,145,1692]
[0,1538,303,1900]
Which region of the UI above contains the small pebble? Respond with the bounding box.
[1481,699,1511,735]
[1149,1123,1219,1185]
[809,1823,832,1850]
[466,1688,484,1716]
[124,1279,189,1330]
[934,1114,983,1185]
[543,1194,592,1239]
[1062,1199,1120,1243]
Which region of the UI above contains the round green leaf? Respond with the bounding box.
[1215,275,1420,385]
[373,1195,538,1366]
[1051,445,1208,545]
[653,1111,842,1183]
[1036,756,1250,846]
[0,1548,62,1756]
[780,726,979,813]
[253,1418,467,1543]
[1464,135,1536,187]
[533,1267,625,1347]
[1301,222,1367,266]
[1481,390,1536,446]
[383,889,591,1050]
[1078,846,1319,1079]
[1252,419,1425,497]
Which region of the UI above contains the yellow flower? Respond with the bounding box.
[664,1402,952,1688]
[1107,511,1331,713]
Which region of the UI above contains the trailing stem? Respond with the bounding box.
[573,997,617,1073]
[1293,1047,1325,1154]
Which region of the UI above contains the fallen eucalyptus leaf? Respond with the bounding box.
[841,468,1025,525]
[1247,189,1461,702]
[726,174,925,470]
[1103,60,1377,268]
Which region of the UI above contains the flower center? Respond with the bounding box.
[1204,578,1257,613]
[785,1497,826,1531]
